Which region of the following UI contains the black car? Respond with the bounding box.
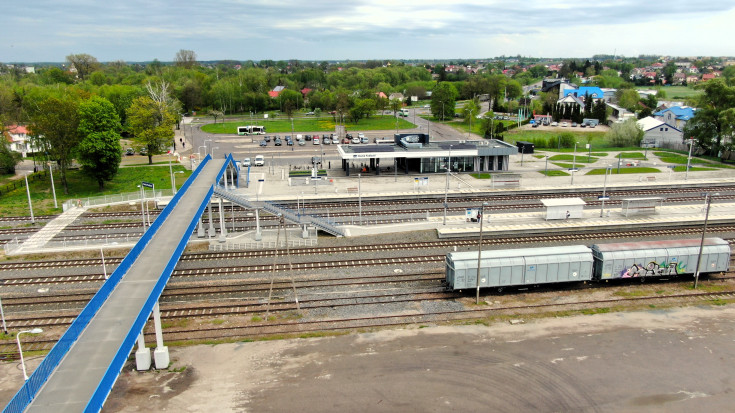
[274,137,282,146]
[286,138,294,146]
[305,135,312,141]
[322,134,330,140]
[259,140,267,147]
[263,135,271,142]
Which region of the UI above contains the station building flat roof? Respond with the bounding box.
[337,136,516,161]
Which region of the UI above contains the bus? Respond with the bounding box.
[237,125,266,135]
[399,108,410,117]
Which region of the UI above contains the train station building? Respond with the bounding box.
[336,133,518,176]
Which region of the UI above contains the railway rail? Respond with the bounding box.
[2,226,734,273]
[3,287,734,358]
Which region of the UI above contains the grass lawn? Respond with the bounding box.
[538,170,570,177]
[201,115,415,134]
[552,162,585,169]
[548,154,598,163]
[0,165,192,217]
[619,152,648,160]
[585,167,661,175]
[644,86,702,100]
[673,166,719,172]
[653,151,712,165]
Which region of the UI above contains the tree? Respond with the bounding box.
[461,98,480,124]
[593,99,608,123]
[606,118,644,147]
[431,82,457,120]
[209,110,224,124]
[617,89,640,111]
[126,96,175,165]
[174,49,198,69]
[30,95,81,193]
[684,79,735,159]
[0,123,22,174]
[77,96,122,190]
[389,98,402,116]
[65,53,99,80]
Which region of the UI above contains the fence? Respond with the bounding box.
[209,237,318,251]
[0,171,48,197]
[3,156,213,413]
[62,189,173,212]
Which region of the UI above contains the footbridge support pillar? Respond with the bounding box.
[153,302,169,369]
[135,333,151,371]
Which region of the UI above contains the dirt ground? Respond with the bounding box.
[6,305,718,412]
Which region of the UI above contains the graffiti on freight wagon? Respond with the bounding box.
[620,261,686,278]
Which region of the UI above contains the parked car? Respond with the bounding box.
[342,137,351,144]
[139,147,148,156]
[532,122,540,128]
[243,158,251,167]
[358,132,366,139]
[351,136,360,144]
[580,123,587,128]
[263,135,271,142]
[298,139,305,146]
[274,137,282,146]
[254,155,265,166]
[259,140,267,147]
[304,134,312,141]
[286,138,294,146]
[551,122,558,127]
[305,111,315,115]
[323,137,331,145]
[313,137,320,145]
[571,122,578,127]
[561,122,568,127]
[360,136,369,144]
[125,148,135,156]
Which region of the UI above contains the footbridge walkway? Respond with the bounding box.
[4,155,238,413]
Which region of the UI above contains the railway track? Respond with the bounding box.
[4,287,734,357]
[2,227,734,273]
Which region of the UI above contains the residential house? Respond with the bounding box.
[557,94,584,108]
[3,125,38,157]
[638,116,683,147]
[702,73,716,82]
[653,106,696,130]
[268,85,286,98]
[388,92,404,102]
[686,75,700,84]
[562,86,605,100]
[672,72,686,85]
[375,92,387,99]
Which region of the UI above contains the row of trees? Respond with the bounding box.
[17,81,177,193]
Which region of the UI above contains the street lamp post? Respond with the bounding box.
[443,145,452,225]
[475,202,488,305]
[600,166,612,217]
[694,193,717,289]
[24,172,35,224]
[204,139,212,157]
[685,138,694,181]
[48,163,57,209]
[0,296,7,334]
[101,247,108,280]
[17,328,43,380]
[358,173,362,225]
[544,155,549,176]
[198,145,206,160]
[571,142,579,185]
[137,185,146,231]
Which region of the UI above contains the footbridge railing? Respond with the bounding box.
[212,187,344,237]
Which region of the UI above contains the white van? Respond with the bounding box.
[253,155,265,166]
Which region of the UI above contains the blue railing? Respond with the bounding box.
[3,156,213,413]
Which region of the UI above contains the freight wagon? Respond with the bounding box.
[445,238,731,291]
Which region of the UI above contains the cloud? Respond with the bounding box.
[2,0,735,61]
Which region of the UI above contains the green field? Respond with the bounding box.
[548,154,598,163]
[585,167,661,175]
[639,86,702,100]
[201,115,415,134]
[0,166,191,217]
[538,170,570,177]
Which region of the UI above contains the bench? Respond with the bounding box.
[347,187,358,193]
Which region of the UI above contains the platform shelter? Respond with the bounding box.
[541,198,586,220]
[621,197,664,217]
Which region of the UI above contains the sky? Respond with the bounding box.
[4,0,735,63]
